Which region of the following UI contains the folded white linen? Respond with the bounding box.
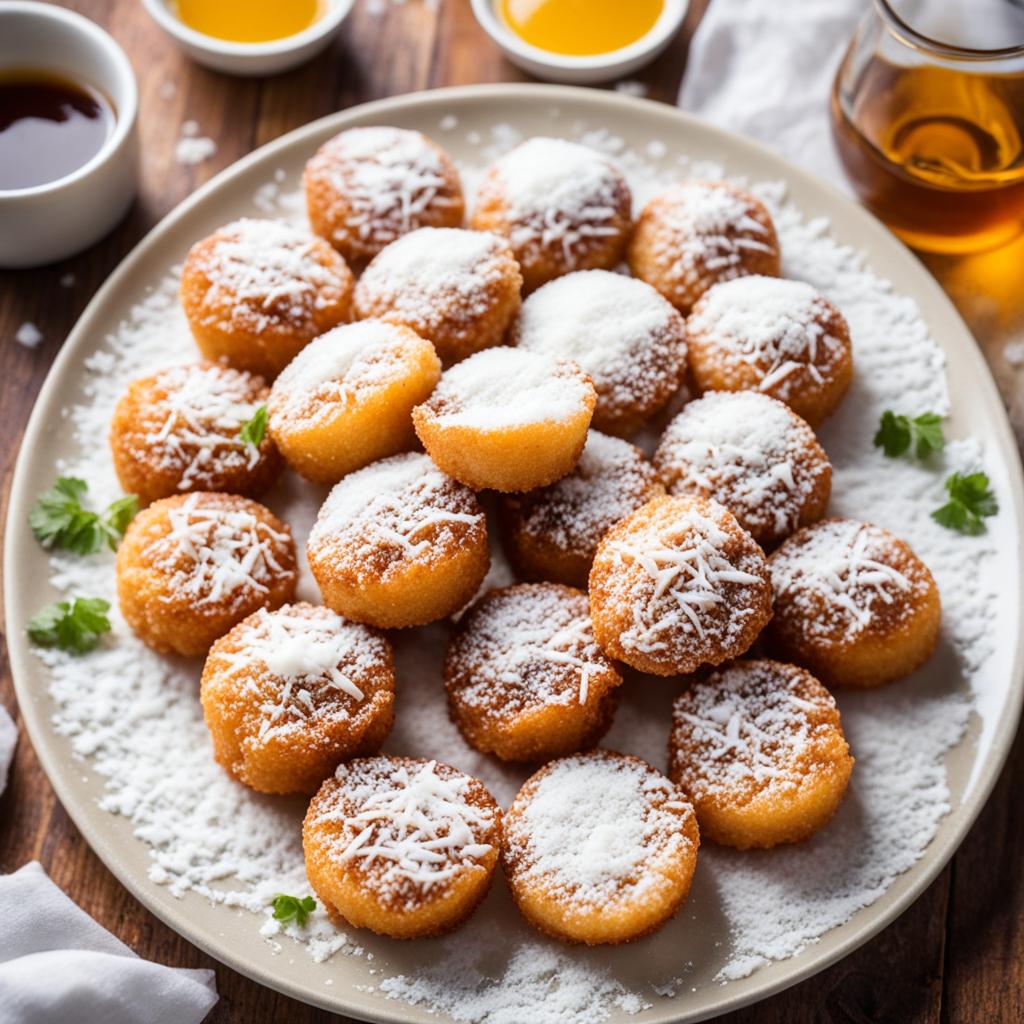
[678,0,866,188]
[0,862,218,1024]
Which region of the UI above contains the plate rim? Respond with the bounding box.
[6,82,1024,1024]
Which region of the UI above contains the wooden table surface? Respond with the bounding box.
[2,2,1023,1022]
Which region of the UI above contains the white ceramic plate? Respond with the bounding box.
[6,85,1024,1024]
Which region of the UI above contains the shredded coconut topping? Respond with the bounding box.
[219,605,390,741]
[355,228,516,344]
[652,181,775,288]
[504,753,694,910]
[148,494,291,606]
[770,520,924,639]
[689,276,848,400]
[671,660,839,800]
[308,453,484,581]
[189,218,343,334]
[310,127,460,249]
[268,320,419,425]
[419,347,594,431]
[655,391,829,541]
[143,364,265,488]
[447,584,613,712]
[505,431,659,561]
[514,270,687,424]
[314,759,496,899]
[600,497,768,660]
[486,137,627,260]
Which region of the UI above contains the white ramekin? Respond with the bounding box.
[0,3,138,270]
[470,0,689,84]
[141,0,356,77]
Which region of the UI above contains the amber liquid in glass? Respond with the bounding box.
[832,58,1024,252]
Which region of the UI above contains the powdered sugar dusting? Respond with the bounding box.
[654,390,829,543]
[420,347,594,430]
[514,270,686,427]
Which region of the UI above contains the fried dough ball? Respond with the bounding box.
[686,276,854,427]
[304,127,464,269]
[354,228,522,365]
[307,453,489,628]
[627,180,781,314]
[117,492,297,656]
[445,584,623,762]
[654,391,831,549]
[668,659,853,849]
[768,519,941,688]
[412,347,596,492]
[511,270,687,436]
[200,603,395,794]
[502,751,699,945]
[499,431,663,588]
[470,138,632,293]
[180,218,354,380]
[110,362,281,505]
[267,320,441,485]
[589,495,772,676]
[303,756,502,938]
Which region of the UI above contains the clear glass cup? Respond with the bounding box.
[831,0,1024,254]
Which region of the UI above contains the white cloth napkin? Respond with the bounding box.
[0,862,218,1024]
[0,706,16,794]
[679,0,866,188]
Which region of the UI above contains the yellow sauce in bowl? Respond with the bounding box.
[174,0,324,43]
[499,0,664,56]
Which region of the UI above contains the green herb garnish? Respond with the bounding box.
[238,406,268,449]
[27,597,111,654]
[271,893,316,927]
[29,477,139,554]
[932,471,998,535]
[874,410,946,459]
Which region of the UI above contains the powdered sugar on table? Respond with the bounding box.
[24,109,1018,1024]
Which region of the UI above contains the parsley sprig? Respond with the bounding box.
[271,893,316,927]
[29,478,139,554]
[27,597,112,654]
[932,472,998,535]
[874,410,946,459]
[238,406,268,449]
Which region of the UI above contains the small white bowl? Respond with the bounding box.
[141,0,356,77]
[0,3,138,270]
[470,0,688,84]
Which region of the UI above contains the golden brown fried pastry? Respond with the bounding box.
[303,756,501,938]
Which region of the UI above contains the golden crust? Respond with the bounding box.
[686,277,853,427]
[589,494,772,676]
[627,181,781,315]
[180,219,354,380]
[354,228,522,366]
[412,349,597,493]
[200,602,396,795]
[267,320,441,486]
[110,362,282,505]
[668,659,854,848]
[117,492,297,656]
[303,127,464,269]
[303,756,501,938]
[499,431,663,588]
[469,138,632,293]
[502,751,699,945]
[306,453,490,628]
[768,519,941,688]
[444,583,623,762]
